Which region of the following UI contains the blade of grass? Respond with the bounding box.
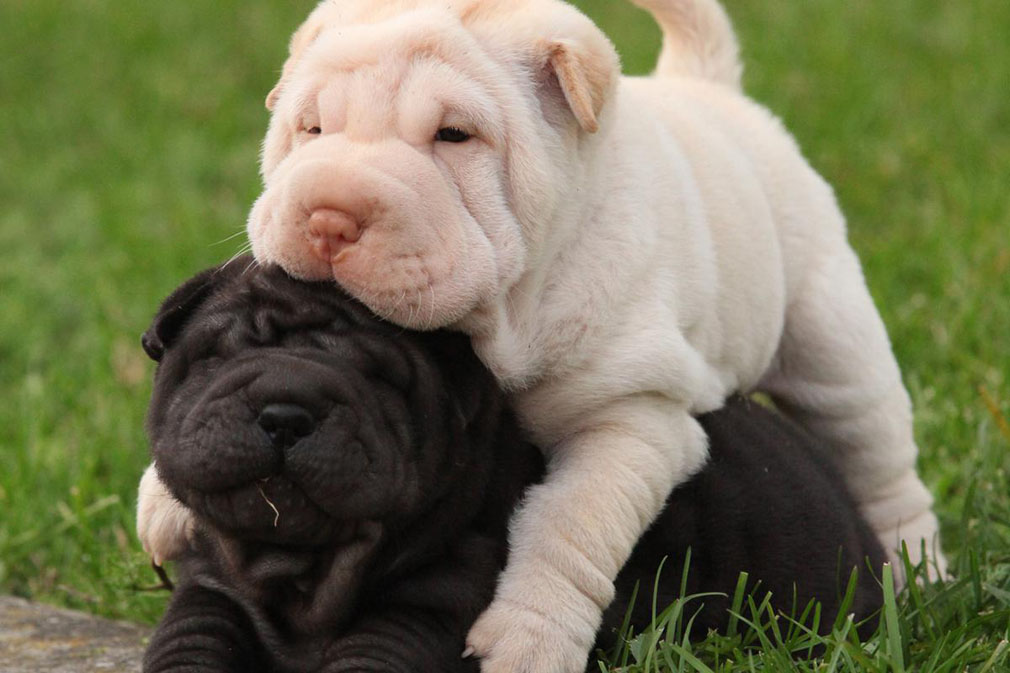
[978,639,1010,673]
[881,564,906,673]
[726,572,749,639]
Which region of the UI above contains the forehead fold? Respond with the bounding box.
[398,57,504,143]
[304,9,489,78]
[291,9,506,140]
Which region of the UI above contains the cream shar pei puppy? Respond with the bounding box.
[139,0,945,670]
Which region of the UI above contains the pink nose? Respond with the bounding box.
[306,208,361,262]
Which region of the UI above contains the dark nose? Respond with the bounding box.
[258,403,316,450]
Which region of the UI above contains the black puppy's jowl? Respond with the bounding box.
[142,258,885,673]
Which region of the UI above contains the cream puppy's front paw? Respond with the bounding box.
[466,598,595,673]
[462,408,695,673]
[136,464,196,565]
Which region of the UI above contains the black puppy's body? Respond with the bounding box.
[607,400,884,637]
[142,261,884,673]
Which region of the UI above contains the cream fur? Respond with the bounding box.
[137,1,946,670]
[136,464,194,567]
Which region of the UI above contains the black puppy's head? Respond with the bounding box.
[144,257,507,550]
[143,257,538,646]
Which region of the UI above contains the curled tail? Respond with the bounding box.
[629,0,742,90]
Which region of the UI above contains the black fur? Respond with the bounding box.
[142,259,884,673]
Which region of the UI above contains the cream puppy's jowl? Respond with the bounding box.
[139,0,946,671]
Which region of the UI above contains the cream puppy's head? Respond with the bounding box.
[248,0,619,328]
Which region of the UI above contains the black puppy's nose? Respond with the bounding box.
[258,403,316,450]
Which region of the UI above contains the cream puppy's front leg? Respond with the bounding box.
[136,464,196,566]
[466,398,707,673]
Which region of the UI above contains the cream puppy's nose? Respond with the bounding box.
[306,208,361,261]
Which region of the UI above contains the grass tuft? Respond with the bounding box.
[599,532,1010,672]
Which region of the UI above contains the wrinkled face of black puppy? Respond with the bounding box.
[144,258,498,549]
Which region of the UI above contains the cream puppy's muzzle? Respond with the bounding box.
[306,208,360,261]
[249,135,499,329]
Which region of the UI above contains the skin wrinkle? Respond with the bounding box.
[491,595,588,637]
[404,59,503,148]
[342,248,469,329]
[171,424,268,488]
[548,530,616,611]
[312,22,484,89]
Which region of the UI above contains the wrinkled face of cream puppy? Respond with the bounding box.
[248,0,618,329]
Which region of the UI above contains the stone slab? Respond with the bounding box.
[0,596,149,673]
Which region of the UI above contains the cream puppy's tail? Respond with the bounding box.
[629,0,742,90]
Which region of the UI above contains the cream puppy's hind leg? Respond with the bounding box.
[760,245,946,582]
[466,400,707,673]
[136,463,196,566]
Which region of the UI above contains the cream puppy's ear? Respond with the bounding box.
[265,15,325,110]
[543,36,618,133]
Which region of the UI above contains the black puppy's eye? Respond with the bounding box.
[435,127,471,143]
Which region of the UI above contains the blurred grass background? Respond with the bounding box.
[0,0,1006,651]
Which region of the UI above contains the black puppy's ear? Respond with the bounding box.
[142,258,248,361]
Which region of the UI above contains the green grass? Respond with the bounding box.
[599,551,1010,672]
[1,0,1007,667]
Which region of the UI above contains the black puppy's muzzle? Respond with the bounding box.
[156,348,413,545]
[258,403,317,451]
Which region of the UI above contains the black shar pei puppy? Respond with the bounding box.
[140,259,884,673]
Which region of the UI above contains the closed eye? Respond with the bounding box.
[435,126,471,143]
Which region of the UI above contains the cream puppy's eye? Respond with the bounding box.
[306,126,322,135]
[435,127,471,143]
